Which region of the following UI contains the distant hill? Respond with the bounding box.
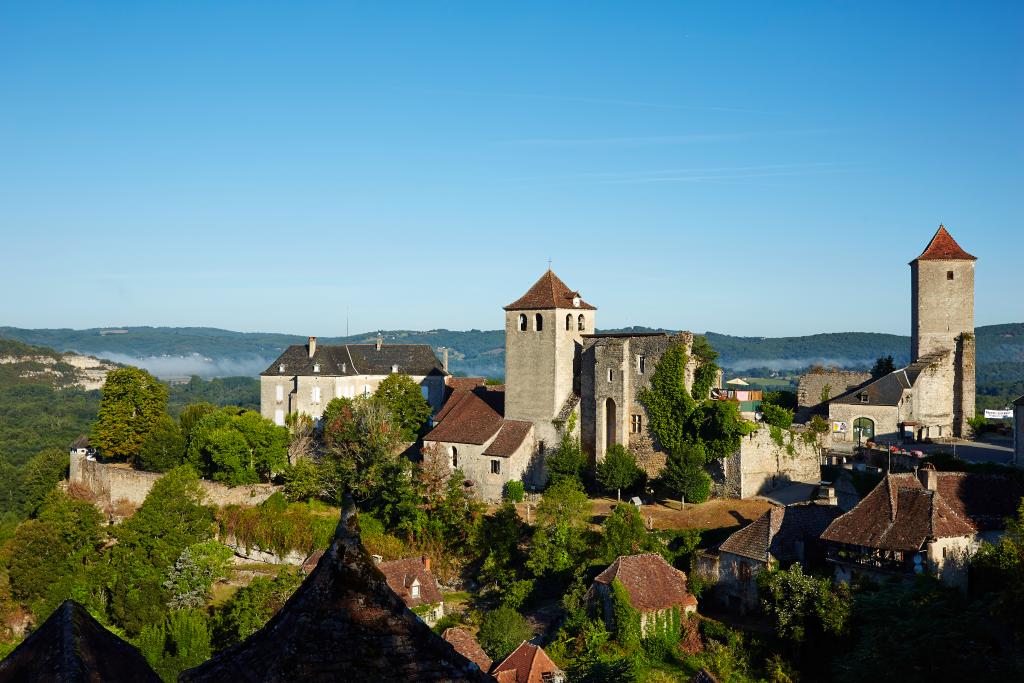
[2,323,1022,382]
[0,337,117,391]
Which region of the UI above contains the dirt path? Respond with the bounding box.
[590,496,772,531]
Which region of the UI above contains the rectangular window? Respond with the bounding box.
[491,460,501,475]
[638,355,646,374]
[859,393,869,404]
[275,385,284,402]
[631,415,642,433]
[607,368,614,382]
[947,271,954,280]
[312,386,321,403]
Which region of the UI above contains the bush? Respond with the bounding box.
[596,445,644,499]
[217,497,336,557]
[761,403,794,430]
[477,606,534,661]
[503,480,525,503]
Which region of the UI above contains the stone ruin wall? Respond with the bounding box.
[71,452,281,509]
[719,427,822,499]
[797,369,871,409]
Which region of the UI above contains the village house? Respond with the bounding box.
[695,502,841,614]
[374,556,445,626]
[826,226,976,446]
[491,641,565,683]
[819,464,1022,588]
[442,628,492,674]
[589,553,698,636]
[260,335,447,426]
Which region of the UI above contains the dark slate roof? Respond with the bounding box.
[831,351,948,407]
[592,553,697,612]
[180,507,494,683]
[719,503,842,563]
[913,225,977,262]
[818,472,1013,551]
[0,600,160,683]
[504,270,595,311]
[262,342,444,377]
[1014,394,1024,407]
[377,557,444,608]
[483,420,533,457]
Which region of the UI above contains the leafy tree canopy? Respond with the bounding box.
[477,606,534,662]
[372,373,433,441]
[596,444,645,500]
[91,367,168,460]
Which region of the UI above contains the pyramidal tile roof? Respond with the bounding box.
[504,270,596,311]
[491,642,563,683]
[913,225,976,262]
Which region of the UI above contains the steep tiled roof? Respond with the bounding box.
[719,503,842,563]
[261,343,444,377]
[0,600,160,683]
[819,473,1000,551]
[492,642,562,683]
[504,270,595,311]
[483,420,533,457]
[592,553,697,612]
[913,225,976,262]
[180,508,494,682]
[443,628,493,673]
[426,387,505,445]
[378,557,444,608]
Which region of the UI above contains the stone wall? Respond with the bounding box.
[797,370,870,409]
[422,435,537,502]
[71,452,280,508]
[721,427,822,499]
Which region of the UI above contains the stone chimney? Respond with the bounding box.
[441,347,449,373]
[371,554,383,565]
[375,333,383,351]
[307,336,317,359]
[918,463,938,491]
[421,555,430,572]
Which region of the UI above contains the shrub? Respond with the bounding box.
[503,480,525,503]
[477,606,533,661]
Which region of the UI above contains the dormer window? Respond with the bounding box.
[278,364,285,373]
[391,364,399,373]
[411,581,420,599]
[573,296,580,308]
[859,393,869,404]
[313,363,320,373]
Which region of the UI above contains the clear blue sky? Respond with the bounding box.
[2,2,1021,337]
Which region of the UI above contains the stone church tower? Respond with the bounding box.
[910,225,976,436]
[504,270,595,449]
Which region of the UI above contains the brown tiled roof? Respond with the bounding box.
[181,509,493,682]
[0,600,160,682]
[820,473,986,551]
[426,387,506,445]
[447,376,488,391]
[483,420,533,457]
[378,557,444,608]
[719,503,841,563]
[913,225,976,261]
[504,270,596,311]
[934,472,1024,531]
[443,628,493,673]
[492,642,562,683]
[592,553,697,612]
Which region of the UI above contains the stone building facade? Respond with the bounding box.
[828,226,977,445]
[719,427,823,499]
[260,336,446,425]
[796,369,870,411]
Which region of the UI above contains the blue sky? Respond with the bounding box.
[1,2,1021,337]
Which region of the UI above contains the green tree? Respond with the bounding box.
[282,457,328,503]
[91,367,169,460]
[610,578,641,651]
[596,444,644,501]
[471,501,529,591]
[527,478,590,579]
[138,609,212,682]
[600,504,654,564]
[137,414,186,472]
[757,565,850,646]
[870,355,895,379]
[164,540,234,610]
[186,409,288,485]
[372,373,433,441]
[661,442,711,507]
[19,448,69,516]
[178,402,217,448]
[545,413,586,486]
[638,344,695,456]
[477,606,534,662]
[212,570,302,650]
[972,499,1024,638]
[760,403,794,430]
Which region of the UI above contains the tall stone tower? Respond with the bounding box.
[504,270,596,448]
[910,225,976,436]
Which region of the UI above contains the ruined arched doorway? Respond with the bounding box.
[853,417,875,444]
[606,398,617,451]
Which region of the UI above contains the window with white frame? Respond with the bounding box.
[275,385,284,402]
[311,386,321,404]
[411,581,420,598]
[631,415,642,433]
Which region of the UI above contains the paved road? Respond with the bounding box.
[915,439,1015,465]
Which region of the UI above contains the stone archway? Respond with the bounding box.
[853,417,875,444]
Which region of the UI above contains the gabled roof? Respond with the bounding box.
[377,557,444,608]
[425,387,505,446]
[261,343,444,377]
[492,642,562,683]
[0,600,160,683]
[592,553,697,612]
[830,351,949,407]
[912,225,976,262]
[180,508,493,682]
[504,270,595,311]
[718,503,842,563]
[443,628,493,674]
[820,473,993,551]
[483,420,533,457]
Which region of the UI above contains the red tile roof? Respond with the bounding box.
[914,225,976,261]
[442,628,492,673]
[504,270,596,311]
[718,503,841,563]
[592,553,697,612]
[492,642,562,683]
[483,420,533,458]
[426,388,505,445]
[377,557,443,608]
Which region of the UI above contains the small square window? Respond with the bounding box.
[491,459,501,475]
[947,271,954,280]
[859,393,869,404]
